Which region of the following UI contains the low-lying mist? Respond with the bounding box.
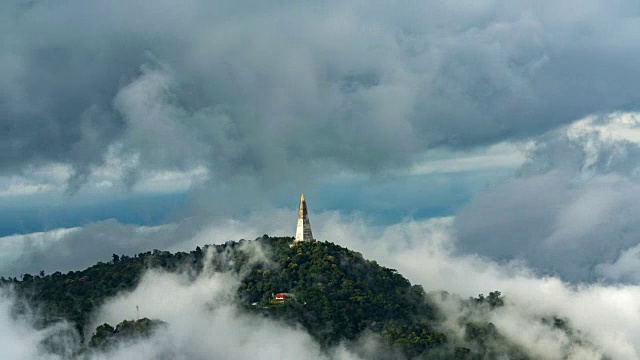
[2,213,640,359]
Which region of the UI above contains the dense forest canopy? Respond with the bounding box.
[0,236,590,359]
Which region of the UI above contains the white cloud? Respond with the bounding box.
[0,182,54,197]
[89,268,346,360]
[0,291,78,359]
[410,142,529,175]
[568,112,640,145]
[134,166,208,193]
[0,243,372,360]
[0,209,295,277]
[0,164,71,198]
[0,160,208,201]
[596,243,640,283]
[3,209,640,358]
[314,215,640,359]
[0,227,80,267]
[4,211,640,358]
[455,112,640,282]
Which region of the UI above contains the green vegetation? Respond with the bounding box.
[239,237,446,354]
[1,247,205,333]
[0,236,545,358]
[88,318,166,351]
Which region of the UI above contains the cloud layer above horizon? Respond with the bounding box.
[3,0,640,194]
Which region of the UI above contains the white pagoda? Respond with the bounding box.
[293,194,314,244]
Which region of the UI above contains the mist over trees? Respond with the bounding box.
[0,236,593,358]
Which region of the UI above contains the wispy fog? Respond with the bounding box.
[2,213,640,358]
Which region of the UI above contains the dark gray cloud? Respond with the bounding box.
[3,0,640,191]
[455,113,640,282]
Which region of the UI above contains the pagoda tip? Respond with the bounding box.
[301,193,305,201]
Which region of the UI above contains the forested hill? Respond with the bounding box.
[1,236,571,358]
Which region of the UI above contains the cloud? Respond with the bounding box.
[0,294,50,359]
[409,142,528,176]
[88,268,348,359]
[313,216,640,359]
[6,106,640,356]
[0,267,353,360]
[0,290,79,359]
[6,211,640,358]
[455,112,640,282]
[4,0,640,192]
[0,243,381,360]
[0,209,297,277]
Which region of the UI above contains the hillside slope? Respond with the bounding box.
[2,236,533,358]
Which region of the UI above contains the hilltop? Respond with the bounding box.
[1,236,557,358]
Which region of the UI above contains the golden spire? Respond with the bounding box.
[301,193,305,202]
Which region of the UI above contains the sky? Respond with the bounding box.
[4,0,640,358]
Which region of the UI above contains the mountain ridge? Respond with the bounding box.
[1,236,581,358]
